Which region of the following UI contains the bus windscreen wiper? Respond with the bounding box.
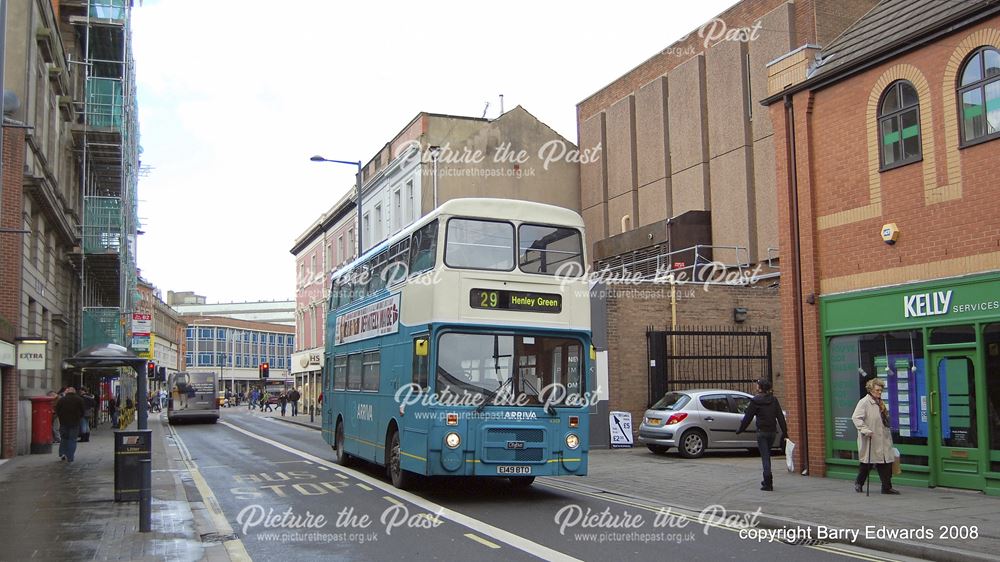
[477,376,513,412]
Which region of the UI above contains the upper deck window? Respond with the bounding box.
[445,218,514,271]
[518,224,583,275]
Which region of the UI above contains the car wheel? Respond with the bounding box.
[678,429,706,459]
[646,445,668,455]
[334,420,352,467]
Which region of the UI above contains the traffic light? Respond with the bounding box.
[260,362,269,379]
[147,361,156,378]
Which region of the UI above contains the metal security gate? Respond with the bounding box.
[646,327,772,406]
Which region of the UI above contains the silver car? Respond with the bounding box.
[637,389,783,458]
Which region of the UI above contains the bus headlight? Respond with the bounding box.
[445,432,461,449]
[565,433,580,450]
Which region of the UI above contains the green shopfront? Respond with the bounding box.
[821,272,1000,495]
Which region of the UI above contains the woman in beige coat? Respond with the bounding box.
[853,377,899,494]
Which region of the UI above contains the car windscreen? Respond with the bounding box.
[650,392,690,410]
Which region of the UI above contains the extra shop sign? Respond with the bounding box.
[335,294,400,345]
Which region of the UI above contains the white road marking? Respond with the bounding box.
[383,496,403,506]
[220,421,581,562]
[465,533,501,549]
[356,483,373,491]
[167,422,252,562]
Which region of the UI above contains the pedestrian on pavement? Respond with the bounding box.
[79,388,95,442]
[853,376,899,495]
[735,378,789,491]
[109,398,119,429]
[279,392,288,416]
[55,386,86,462]
[289,388,301,416]
[50,390,62,443]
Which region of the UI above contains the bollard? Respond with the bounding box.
[139,458,152,532]
[310,404,314,423]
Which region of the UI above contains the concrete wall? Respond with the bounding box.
[576,0,878,264]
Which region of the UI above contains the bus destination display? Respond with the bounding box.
[470,288,562,313]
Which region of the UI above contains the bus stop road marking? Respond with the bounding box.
[465,533,501,549]
[167,422,253,562]
[219,421,582,562]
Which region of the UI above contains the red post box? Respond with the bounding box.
[30,395,57,454]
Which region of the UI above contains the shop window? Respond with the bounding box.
[930,324,976,345]
[958,47,1000,146]
[878,80,922,169]
[984,324,1000,472]
[828,331,928,455]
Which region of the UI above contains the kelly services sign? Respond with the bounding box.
[335,294,400,345]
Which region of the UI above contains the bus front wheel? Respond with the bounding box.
[335,421,352,467]
[509,476,535,488]
[387,429,414,490]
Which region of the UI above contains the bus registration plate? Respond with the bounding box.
[497,466,531,475]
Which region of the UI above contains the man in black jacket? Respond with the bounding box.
[736,379,789,491]
[54,386,86,462]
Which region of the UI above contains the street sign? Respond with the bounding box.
[131,313,152,335]
[609,411,634,448]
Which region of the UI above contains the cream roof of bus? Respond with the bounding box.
[435,198,585,228]
[330,198,585,282]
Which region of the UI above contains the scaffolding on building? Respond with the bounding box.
[64,0,140,348]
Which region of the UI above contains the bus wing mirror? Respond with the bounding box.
[415,339,428,357]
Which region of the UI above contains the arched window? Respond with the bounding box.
[878,80,921,169]
[958,46,1000,145]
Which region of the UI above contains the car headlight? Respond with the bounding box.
[565,433,580,450]
[445,432,461,449]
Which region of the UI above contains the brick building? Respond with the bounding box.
[577,0,876,446]
[765,0,1000,494]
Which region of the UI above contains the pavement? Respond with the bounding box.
[0,412,232,562]
[3,404,998,562]
[267,410,1000,562]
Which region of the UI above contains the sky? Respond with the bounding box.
[132,0,738,304]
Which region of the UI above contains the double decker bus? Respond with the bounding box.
[323,198,592,489]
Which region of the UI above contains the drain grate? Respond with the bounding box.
[200,533,239,543]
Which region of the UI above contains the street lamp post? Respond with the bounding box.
[310,155,363,254]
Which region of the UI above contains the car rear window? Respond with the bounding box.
[651,392,689,410]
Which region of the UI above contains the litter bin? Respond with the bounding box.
[114,429,151,502]
[30,396,56,454]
